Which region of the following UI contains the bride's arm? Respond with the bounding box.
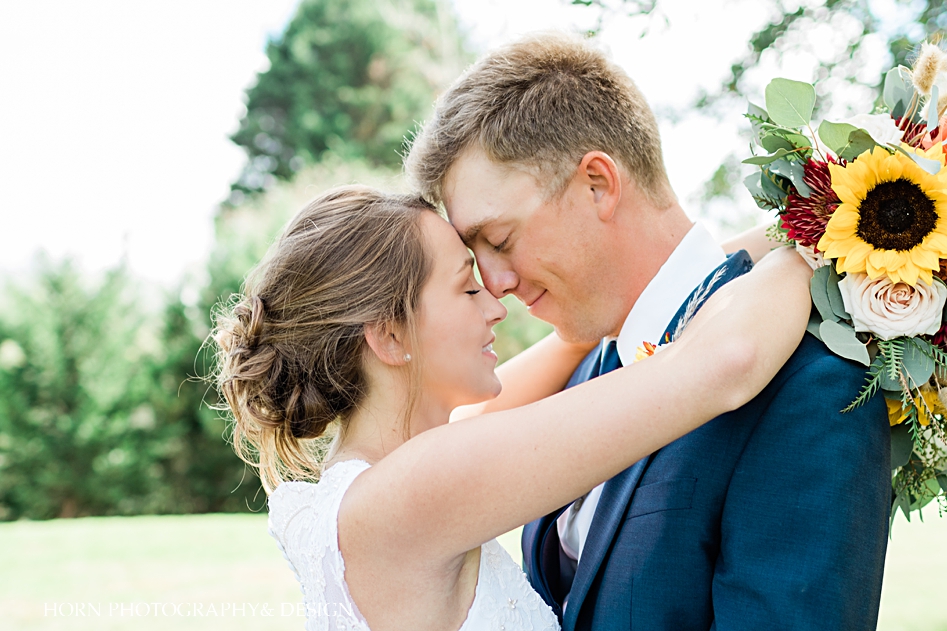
[343,247,811,562]
[721,220,781,262]
[452,220,787,421]
[450,333,597,420]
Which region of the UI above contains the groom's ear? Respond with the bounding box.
[363,321,410,367]
[577,151,622,222]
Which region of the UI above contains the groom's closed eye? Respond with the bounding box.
[489,237,510,253]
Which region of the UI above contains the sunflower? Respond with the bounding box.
[886,386,945,427]
[817,146,947,286]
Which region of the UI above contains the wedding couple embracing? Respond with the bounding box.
[213,32,891,631]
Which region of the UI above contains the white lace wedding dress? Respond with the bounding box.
[268,459,560,631]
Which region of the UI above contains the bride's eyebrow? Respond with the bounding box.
[456,257,475,274]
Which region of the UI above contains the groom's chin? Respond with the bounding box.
[552,322,606,346]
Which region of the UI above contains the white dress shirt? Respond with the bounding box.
[556,222,726,565]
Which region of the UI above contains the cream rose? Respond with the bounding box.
[795,243,827,270]
[838,273,947,340]
[841,113,904,147]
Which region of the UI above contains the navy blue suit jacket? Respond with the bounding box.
[522,253,891,631]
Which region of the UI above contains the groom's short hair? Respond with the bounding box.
[405,31,673,208]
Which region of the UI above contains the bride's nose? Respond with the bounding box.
[482,291,507,326]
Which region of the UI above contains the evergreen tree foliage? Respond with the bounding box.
[229,0,466,197]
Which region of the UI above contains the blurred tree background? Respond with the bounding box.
[1,0,945,520]
[577,0,947,222]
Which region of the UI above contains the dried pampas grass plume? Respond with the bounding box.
[912,41,947,95]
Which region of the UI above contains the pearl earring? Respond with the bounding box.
[403,353,412,362]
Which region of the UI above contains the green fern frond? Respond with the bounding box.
[880,338,905,383]
[842,353,885,412]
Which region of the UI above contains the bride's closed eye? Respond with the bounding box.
[465,289,481,295]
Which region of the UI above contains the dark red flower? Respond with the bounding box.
[896,117,928,149]
[933,320,947,351]
[780,157,842,249]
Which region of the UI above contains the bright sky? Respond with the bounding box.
[0,0,899,285]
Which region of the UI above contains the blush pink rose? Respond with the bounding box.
[838,273,947,340]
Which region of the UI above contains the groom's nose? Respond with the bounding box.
[478,258,519,299]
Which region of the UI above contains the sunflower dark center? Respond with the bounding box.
[856,179,937,251]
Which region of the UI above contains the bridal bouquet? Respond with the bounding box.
[744,43,947,521]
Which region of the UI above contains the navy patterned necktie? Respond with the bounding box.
[597,339,623,377]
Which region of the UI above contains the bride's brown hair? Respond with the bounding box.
[212,186,435,492]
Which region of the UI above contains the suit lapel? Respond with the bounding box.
[662,250,753,343]
[562,456,651,630]
[563,251,753,628]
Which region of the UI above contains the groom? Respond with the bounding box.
[406,33,891,631]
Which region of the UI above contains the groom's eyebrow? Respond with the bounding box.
[458,218,494,248]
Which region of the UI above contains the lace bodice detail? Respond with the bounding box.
[267,459,560,631]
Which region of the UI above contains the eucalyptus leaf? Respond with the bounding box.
[889,143,943,175]
[769,158,812,197]
[910,151,941,175]
[761,134,795,153]
[903,338,935,386]
[786,132,812,148]
[806,308,823,341]
[910,488,936,512]
[889,492,902,531]
[789,161,812,198]
[760,167,790,199]
[743,147,795,165]
[765,78,816,128]
[810,266,837,323]
[747,102,769,142]
[883,66,913,113]
[937,473,947,494]
[820,320,871,366]
[896,488,912,521]
[838,129,878,162]
[817,121,859,155]
[890,421,913,469]
[826,265,848,320]
[892,99,906,121]
[747,102,769,120]
[743,172,764,197]
[880,367,902,392]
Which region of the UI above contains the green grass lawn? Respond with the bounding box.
[1,510,945,630]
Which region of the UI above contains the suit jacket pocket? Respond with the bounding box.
[626,477,697,519]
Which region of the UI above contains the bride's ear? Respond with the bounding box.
[364,321,411,367]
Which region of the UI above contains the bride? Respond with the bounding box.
[212,186,811,630]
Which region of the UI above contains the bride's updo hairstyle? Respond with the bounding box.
[212,186,435,492]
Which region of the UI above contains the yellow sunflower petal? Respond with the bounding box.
[865,258,884,280]
[843,241,874,270]
[832,184,861,206]
[898,261,921,286]
[924,231,947,253]
[825,207,859,230]
[911,247,941,271]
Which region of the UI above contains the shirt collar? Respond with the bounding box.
[615,222,726,364]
